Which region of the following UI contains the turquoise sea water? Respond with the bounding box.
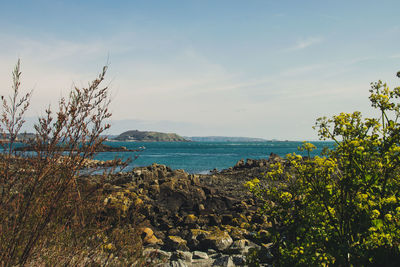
[96,141,335,174]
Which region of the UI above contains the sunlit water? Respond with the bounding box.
[94,141,334,174]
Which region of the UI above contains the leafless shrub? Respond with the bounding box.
[0,60,143,266]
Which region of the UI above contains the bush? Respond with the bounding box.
[0,60,143,266]
[247,74,400,266]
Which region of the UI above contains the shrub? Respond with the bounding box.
[248,74,400,266]
[0,60,142,266]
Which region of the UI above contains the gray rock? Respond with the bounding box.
[210,252,224,259]
[143,248,172,260]
[207,249,217,255]
[169,259,188,267]
[172,250,192,263]
[192,251,209,260]
[191,258,216,267]
[213,255,235,267]
[228,239,248,254]
[232,255,246,265]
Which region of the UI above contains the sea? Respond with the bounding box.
[96,141,335,174]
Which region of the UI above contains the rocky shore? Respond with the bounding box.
[94,153,284,266]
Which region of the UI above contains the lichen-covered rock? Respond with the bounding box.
[102,160,276,263]
[140,227,163,246]
[184,214,197,224]
[188,229,210,250]
[198,228,233,252]
[223,225,249,241]
[165,236,189,251]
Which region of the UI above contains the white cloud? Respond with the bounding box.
[287,37,323,51]
[0,32,383,140]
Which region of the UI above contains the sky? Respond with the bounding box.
[1,0,400,140]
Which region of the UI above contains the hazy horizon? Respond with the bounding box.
[1,1,400,140]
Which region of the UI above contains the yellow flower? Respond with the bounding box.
[384,214,392,221]
[371,209,380,219]
[395,207,400,214]
[280,192,292,201]
[384,195,397,204]
[104,243,115,251]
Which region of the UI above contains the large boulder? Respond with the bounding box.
[190,228,233,252]
[157,178,206,213]
[201,229,233,252]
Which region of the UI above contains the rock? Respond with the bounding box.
[111,176,132,185]
[208,214,222,226]
[224,225,248,240]
[199,228,233,252]
[196,203,205,212]
[212,255,235,267]
[184,214,198,224]
[188,229,210,249]
[142,248,171,261]
[172,250,192,263]
[251,213,265,224]
[169,259,188,267]
[172,169,188,179]
[246,159,254,167]
[269,152,282,162]
[207,249,217,255]
[158,178,206,213]
[234,159,245,169]
[165,236,189,251]
[228,239,248,254]
[140,227,162,246]
[259,243,274,262]
[100,161,279,263]
[191,258,216,267]
[189,174,200,185]
[258,229,271,242]
[145,234,163,246]
[231,255,246,265]
[150,184,161,195]
[133,169,142,176]
[193,251,209,260]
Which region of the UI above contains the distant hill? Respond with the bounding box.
[0,132,36,142]
[186,136,268,142]
[114,130,188,142]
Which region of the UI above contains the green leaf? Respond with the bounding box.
[372,219,383,229]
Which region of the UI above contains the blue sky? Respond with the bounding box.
[1,1,400,140]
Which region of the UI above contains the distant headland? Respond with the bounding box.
[113,130,188,142]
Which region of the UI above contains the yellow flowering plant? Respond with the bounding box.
[248,73,400,266]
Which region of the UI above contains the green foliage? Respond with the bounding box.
[248,75,400,266]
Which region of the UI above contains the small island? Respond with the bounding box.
[113,130,188,142]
